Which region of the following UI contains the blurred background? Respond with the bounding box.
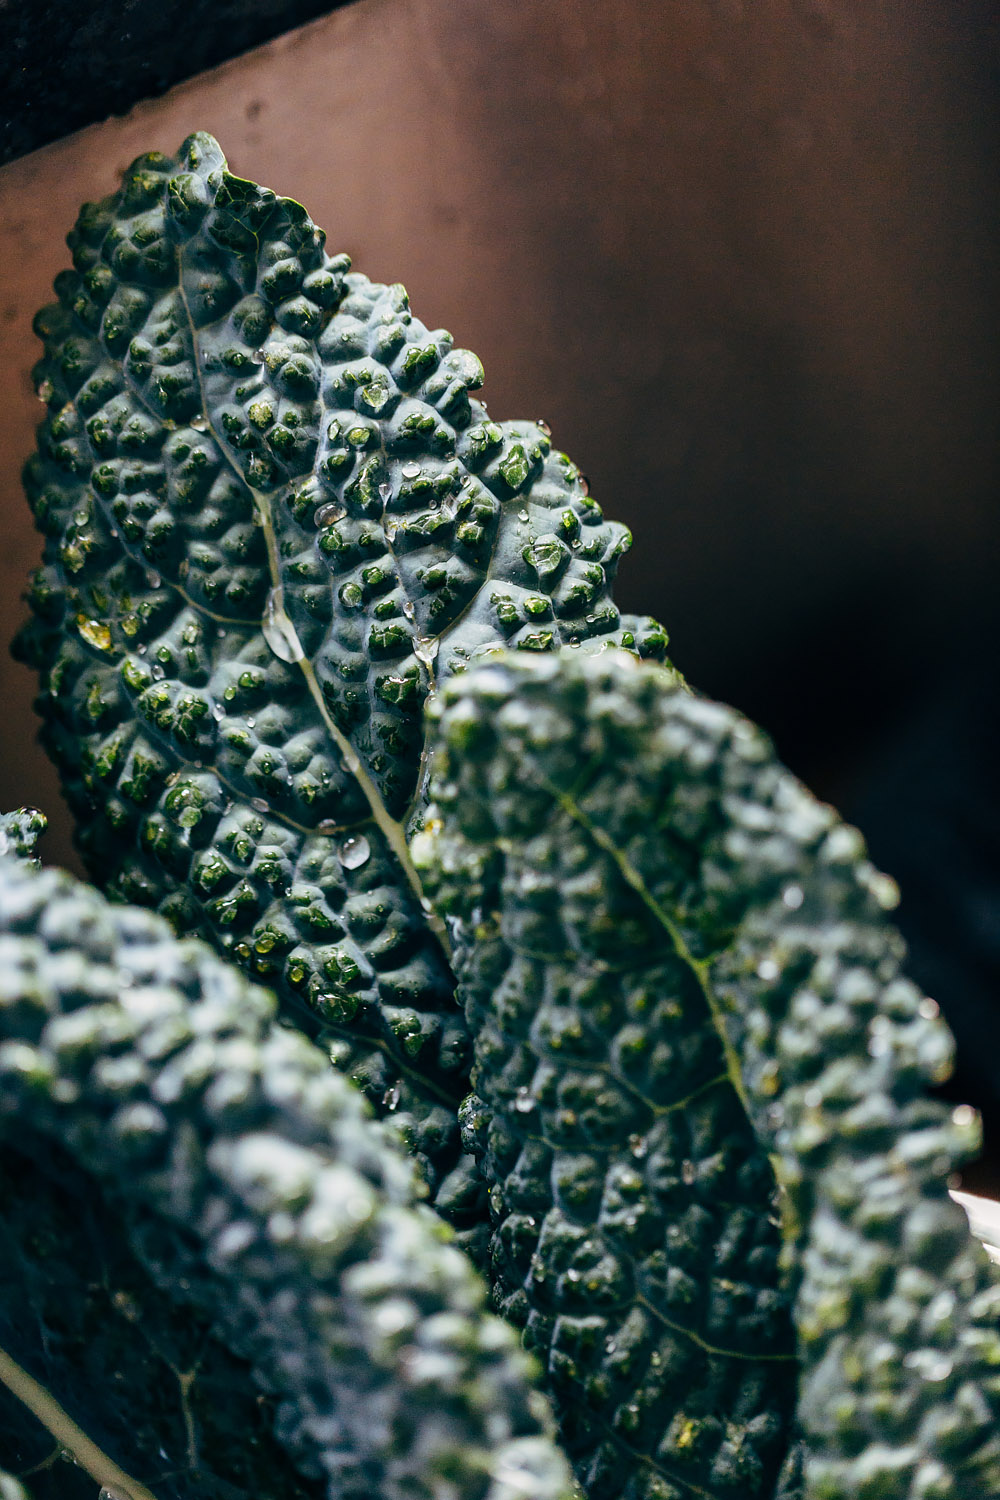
[1,0,998,1169]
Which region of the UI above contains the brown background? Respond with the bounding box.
[0,0,997,863]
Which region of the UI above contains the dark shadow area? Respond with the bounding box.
[0,0,360,164]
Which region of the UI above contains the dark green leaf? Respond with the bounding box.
[419,650,1000,1500]
[19,135,671,1228]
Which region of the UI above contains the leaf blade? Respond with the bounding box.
[420,649,1000,1499]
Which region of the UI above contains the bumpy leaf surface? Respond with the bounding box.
[0,824,575,1500]
[418,651,1000,1500]
[17,132,670,1226]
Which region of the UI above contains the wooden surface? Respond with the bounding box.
[0,0,997,876]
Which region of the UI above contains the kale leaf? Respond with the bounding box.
[417,651,1000,1500]
[17,134,669,1236]
[0,816,574,1500]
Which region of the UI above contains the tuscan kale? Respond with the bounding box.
[0,814,573,1500]
[16,131,670,1247]
[418,652,1000,1499]
[14,136,1000,1500]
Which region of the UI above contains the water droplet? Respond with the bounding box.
[682,1159,696,1185]
[461,473,473,487]
[578,474,590,496]
[953,1104,977,1128]
[401,461,421,480]
[165,770,181,788]
[566,1268,581,1282]
[212,703,225,721]
[757,958,779,982]
[37,379,55,403]
[782,884,804,910]
[246,716,256,728]
[99,1486,133,1500]
[401,600,415,620]
[137,644,147,655]
[628,1133,647,1159]
[338,833,371,870]
[146,569,161,589]
[250,797,268,813]
[317,818,339,835]
[151,663,165,680]
[605,1337,617,1354]
[518,508,529,522]
[383,1083,401,1111]
[919,997,940,1020]
[514,1087,533,1113]
[262,587,304,663]
[536,419,552,436]
[315,502,346,528]
[191,414,208,432]
[250,348,266,364]
[414,636,439,666]
[110,528,119,539]
[385,519,399,542]
[379,482,392,502]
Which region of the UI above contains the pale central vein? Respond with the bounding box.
[0,1342,161,1500]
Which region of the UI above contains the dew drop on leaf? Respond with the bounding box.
[401,461,421,480]
[315,502,346,528]
[151,663,165,680]
[338,833,371,869]
[317,818,339,835]
[191,414,208,432]
[250,348,266,364]
[36,379,54,403]
[250,797,268,813]
[212,703,225,721]
[383,1083,401,1111]
[414,636,439,666]
[262,587,304,663]
[146,570,161,588]
[379,482,392,502]
[536,418,552,436]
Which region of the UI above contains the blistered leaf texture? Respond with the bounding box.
[18,133,670,1224]
[0,824,575,1500]
[418,651,1000,1500]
